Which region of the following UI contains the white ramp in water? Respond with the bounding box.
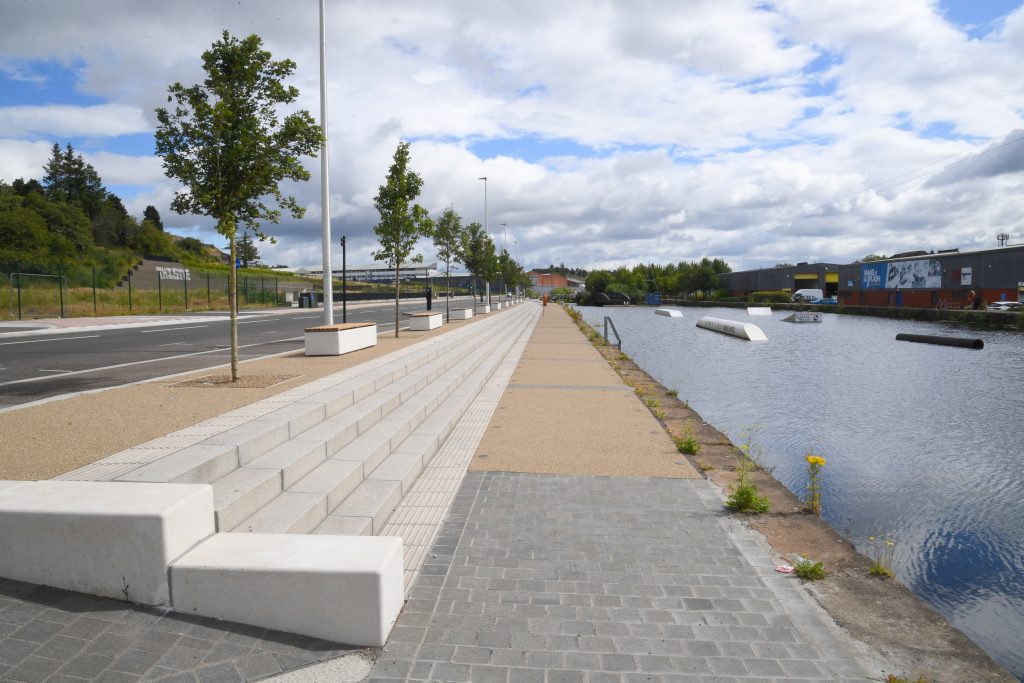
[782,311,823,323]
[696,316,767,341]
[746,307,772,316]
[655,308,683,318]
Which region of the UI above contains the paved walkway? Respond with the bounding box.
[365,305,873,682]
[0,304,877,681]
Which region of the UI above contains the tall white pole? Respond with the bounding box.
[478,176,487,237]
[319,0,334,325]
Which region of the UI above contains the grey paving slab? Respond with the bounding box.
[0,578,360,682]
[368,471,875,682]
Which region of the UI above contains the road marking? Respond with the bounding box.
[159,342,194,347]
[37,369,69,374]
[0,335,100,347]
[140,325,208,333]
[0,336,303,388]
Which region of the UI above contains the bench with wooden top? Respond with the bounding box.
[449,307,473,320]
[474,302,491,314]
[303,321,378,356]
[402,311,443,331]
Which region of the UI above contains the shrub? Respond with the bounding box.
[725,462,769,513]
[793,557,827,581]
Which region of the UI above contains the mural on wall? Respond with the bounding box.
[884,259,942,289]
[861,264,887,290]
[961,267,972,286]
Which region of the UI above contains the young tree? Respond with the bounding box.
[372,141,433,337]
[432,206,464,321]
[155,31,322,380]
[460,221,496,303]
[237,229,261,267]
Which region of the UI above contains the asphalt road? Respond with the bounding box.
[0,299,465,409]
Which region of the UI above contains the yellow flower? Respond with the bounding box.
[805,455,826,467]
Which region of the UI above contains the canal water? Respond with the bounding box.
[575,305,1024,678]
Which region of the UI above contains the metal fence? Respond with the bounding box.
[1,260,308,320]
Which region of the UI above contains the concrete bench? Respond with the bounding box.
[475,303,491,314]
[304,322,377,356]
[404,311,442,331]
[449,307,473,320]
[170,533,403,646]
[0,481,214,605]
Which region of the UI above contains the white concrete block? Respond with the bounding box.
[212,468,281,532]
[170,533,403,646]
[203,419,291,465]
[449,308,473,320]
[407,312,442,331]
[290,459,363,510]
[117,443,236,484]
[0,481,214,605]
[313,515,372,536]
[336,435,392,474]
[368,452,424,496]
[245,440,326,489]
[475,304,491,314]
[233,491,325,534]
[304,323,377,356]
[331,479,402,534]
[494,301,503,309]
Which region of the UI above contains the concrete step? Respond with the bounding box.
[215,321,512,531]
[119,312,501,491]
[226,310,525,534]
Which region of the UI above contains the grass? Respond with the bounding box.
[793,557,827,581]
[674,426,701,456]
[868,537,897,578]
[724,462,770,514]
[886,675,929,683]
[666,389,678,397]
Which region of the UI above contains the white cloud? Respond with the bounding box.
[0,104,150,138]
[1,0,1023,271]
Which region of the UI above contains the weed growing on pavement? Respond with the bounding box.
[618,351,629,361]
[725,461,770,514]
[652,407,666,420]
[886,675,929,683]
[793,557,827,581]
[868,537,897,578]
[804,453,826,515]
[666,389,678,397]
[645,397,659,409]
[674,426,701,456]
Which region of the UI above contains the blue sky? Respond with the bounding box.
[1,0,1023,272]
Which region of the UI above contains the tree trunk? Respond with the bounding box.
[228,234,239,381]
[446,267,450,322]
[394,263,400,338]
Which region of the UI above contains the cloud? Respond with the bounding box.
[926,130,1024,186]
[1,0,1023,272]
[0,104,150,138]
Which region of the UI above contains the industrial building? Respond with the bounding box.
[719,245,1024,308]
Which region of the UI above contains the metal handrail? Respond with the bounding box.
[603,316,621,350]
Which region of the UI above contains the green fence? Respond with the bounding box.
[1,260,308,320]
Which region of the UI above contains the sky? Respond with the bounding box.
[1,0,1023,273]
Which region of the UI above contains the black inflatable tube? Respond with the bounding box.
[895,333,984,349]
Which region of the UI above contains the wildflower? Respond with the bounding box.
[806,455,826,467]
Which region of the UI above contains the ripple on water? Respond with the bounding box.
[577,305,1024,678]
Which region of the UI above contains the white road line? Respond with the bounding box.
[36,369,69,374]
[0,336,303,388]
[140,325,208,333]
[159,342,194,347]
[0,335,100,347]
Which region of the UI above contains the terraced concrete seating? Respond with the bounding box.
[115,305,530,540]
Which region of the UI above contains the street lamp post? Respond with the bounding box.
[340,235,347,323]
[478,176,488,305]
[318,0,334,325]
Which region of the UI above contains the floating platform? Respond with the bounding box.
[746,307,772,316]
[655,308,683,318]
[896,333,983,349]
[696,316,767,341]
[782,312,823,323]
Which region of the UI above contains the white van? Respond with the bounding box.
[791,288,824,302]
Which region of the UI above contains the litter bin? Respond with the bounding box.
[299,292,312,309]
[426,286,433,311]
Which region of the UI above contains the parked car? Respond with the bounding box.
[986,301,1021,311]
[791,288,824,302]
[809,296,838,305]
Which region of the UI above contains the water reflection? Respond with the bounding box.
[576,305,1024,678]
